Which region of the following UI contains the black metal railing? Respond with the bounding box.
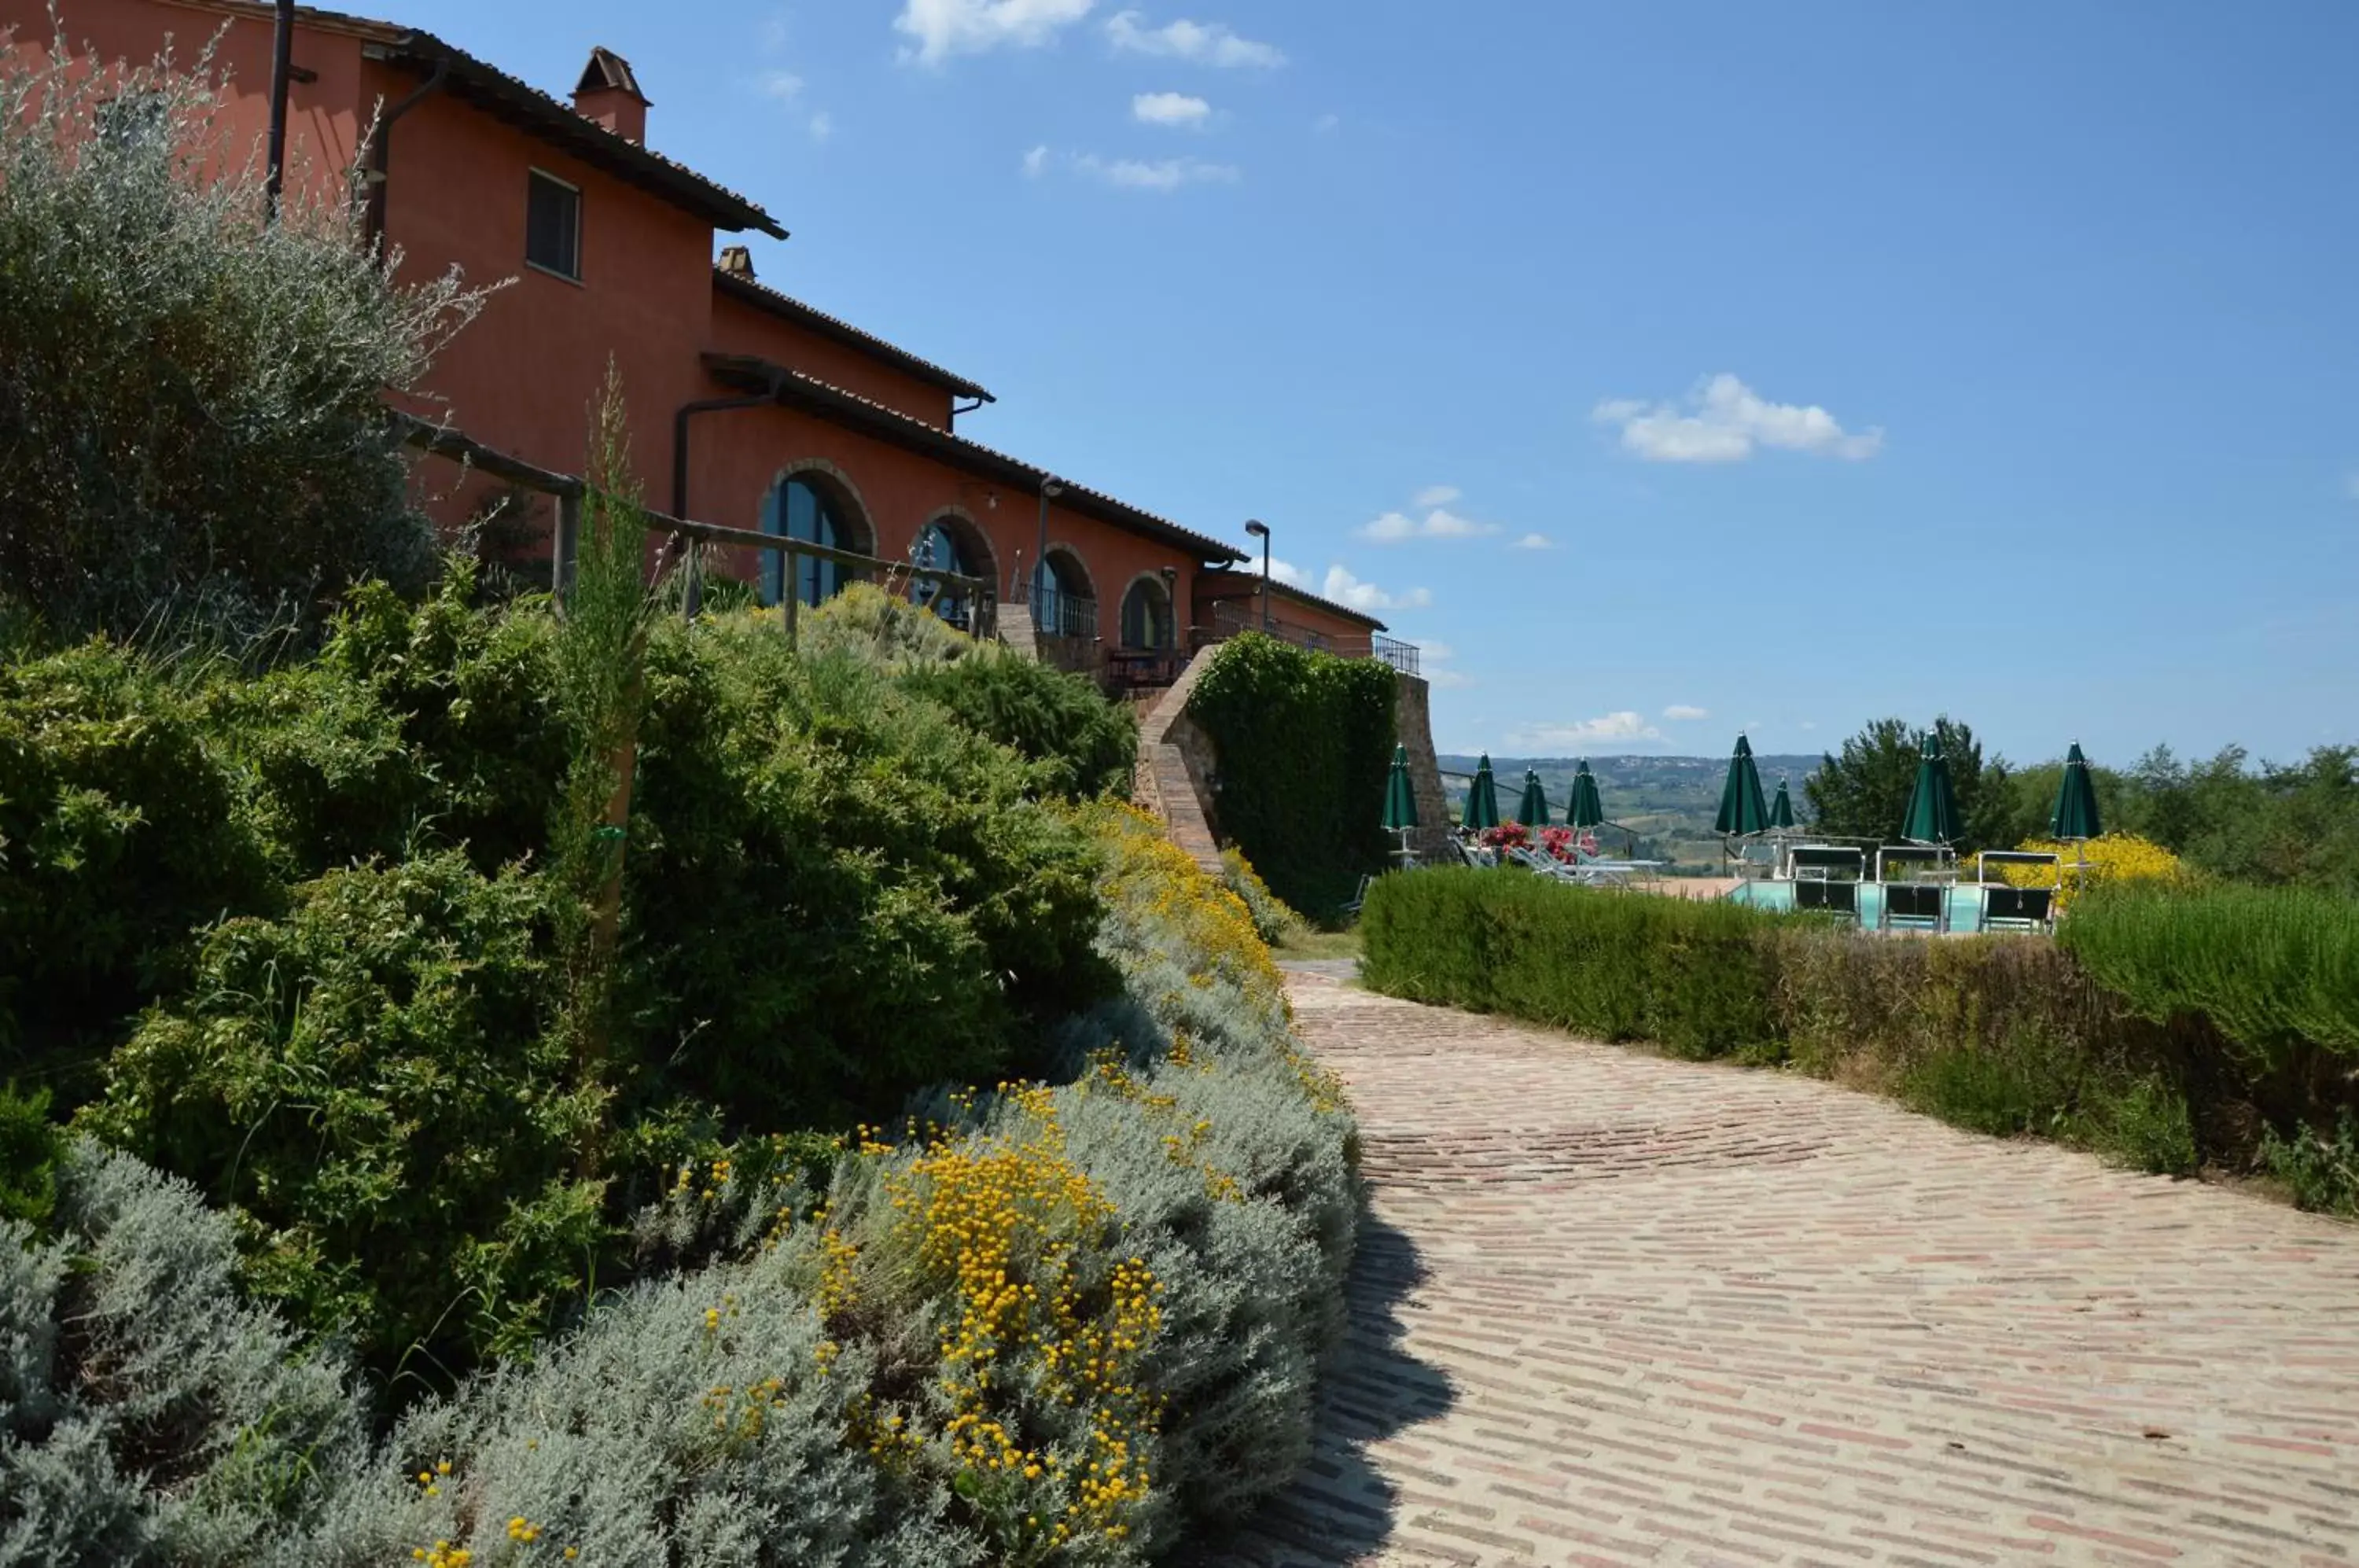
[1028,586,1098,642]
[1371,634,1419,676]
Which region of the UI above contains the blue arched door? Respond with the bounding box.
[760,475,859,608]
[910,520,978,629]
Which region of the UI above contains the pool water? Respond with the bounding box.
[1724,881,2022,934]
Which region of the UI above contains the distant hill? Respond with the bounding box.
[1437,753,1822,874]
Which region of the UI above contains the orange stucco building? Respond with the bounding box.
[8,0,1406,687]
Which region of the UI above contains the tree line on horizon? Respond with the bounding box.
[1804,716,2359,892]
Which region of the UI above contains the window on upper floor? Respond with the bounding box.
[525,171,581,281]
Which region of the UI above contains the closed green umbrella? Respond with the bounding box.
[1713,734,1770,836]
[1567,760,1606,831]
[1767,776,1795,830]
[1463,753,1501,832]
[1514,767,1550,828]
[1382,743,1419,832]
[1900,729,1960,845]
[2050,741,2102,841]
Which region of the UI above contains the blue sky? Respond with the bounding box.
[384,0,2358,767]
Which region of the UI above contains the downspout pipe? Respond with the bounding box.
[265,0,295,220]
[362,56,451,253]
[672,374,786,521]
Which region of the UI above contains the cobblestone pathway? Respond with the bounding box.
[1217,971,2359,1568]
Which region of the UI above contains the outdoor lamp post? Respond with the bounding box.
[1033,478,1063,631]
[1244,518,1271,631]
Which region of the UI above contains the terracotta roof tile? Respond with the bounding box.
[184,1,785,237]
[713,269,992,403]
[1195,569,1389,632]
[705,354,1246,565]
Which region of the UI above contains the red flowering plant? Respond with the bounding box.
[1537,826,1581,865]
[1478,823,1530,856]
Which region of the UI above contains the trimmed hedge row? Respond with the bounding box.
[1360,868,2359,1205]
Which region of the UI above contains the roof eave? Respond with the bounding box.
[702,353,1246,565]
[711,270,992,402]
[366,35,788,239]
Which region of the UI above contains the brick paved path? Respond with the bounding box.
[1220,971,2359,1568]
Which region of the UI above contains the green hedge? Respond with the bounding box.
[1360,869,1787,1057]
[1185,632,1396,921]
[1361,869,2359,1205]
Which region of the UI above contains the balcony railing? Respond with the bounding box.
[1027,585,1098,642]
[1371,634,1419,676]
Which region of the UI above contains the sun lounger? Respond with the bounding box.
[1881,882,1945,933]
[1979,885,2053,934]
[1794,878,1860,921]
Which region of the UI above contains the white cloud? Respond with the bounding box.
[758,13,791,52]
[1073,153,1238,190]
[1419,639,1471,688]
[760,70,804,101]
[1132,90,1211,127]
[1412,484,1459,507]
[1321,565,1430,612]
[1663,705,1709,721]
[1021,144,1049,178]
[1358,506,1497,542]
[808,111,834,141]
[1592,374,1883,464]
[1312,112,1338,135]
[1264,556,1303,585]
[1511,532,1553,550]
[1800,720,1818,731]
[1104,9,1284,67]
[1511,712,1667,749]
[2345,472,2359,500]
[896,0,1095,65]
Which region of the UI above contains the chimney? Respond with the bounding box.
[572,46,649,143]
[718,245,755,278]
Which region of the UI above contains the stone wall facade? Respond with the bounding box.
[1393,673,1453,862]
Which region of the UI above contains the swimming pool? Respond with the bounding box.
[1724,880,2030,934]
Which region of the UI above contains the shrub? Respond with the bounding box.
[0,1083,64,1229]
[9,801,1358,1566]
[81,852,608,1378]
[0,642,281,1091]
[900,645,1139,801]
[2263,1112,2359,1215]
[0,34,480,641]
[2060,882,2359,1067]
[1220,847,1305,945]
[1185,633,1397,921]
[1363,867,2346,1189]
[0,1142,377,1568]
[624,609,1114,1128]
[1361,869,1783,1057]
[1993,831,2184,913]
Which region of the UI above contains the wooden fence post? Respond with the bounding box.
[782,550,799,647]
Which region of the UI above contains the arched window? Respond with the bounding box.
[759,474,862,608]
[910,519,980,630]
[1118,576,1173,650]
[1029,550,1095,640]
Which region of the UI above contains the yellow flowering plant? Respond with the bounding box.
[1993,832,2186,913]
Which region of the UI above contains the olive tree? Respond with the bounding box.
[0,25,481,640]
